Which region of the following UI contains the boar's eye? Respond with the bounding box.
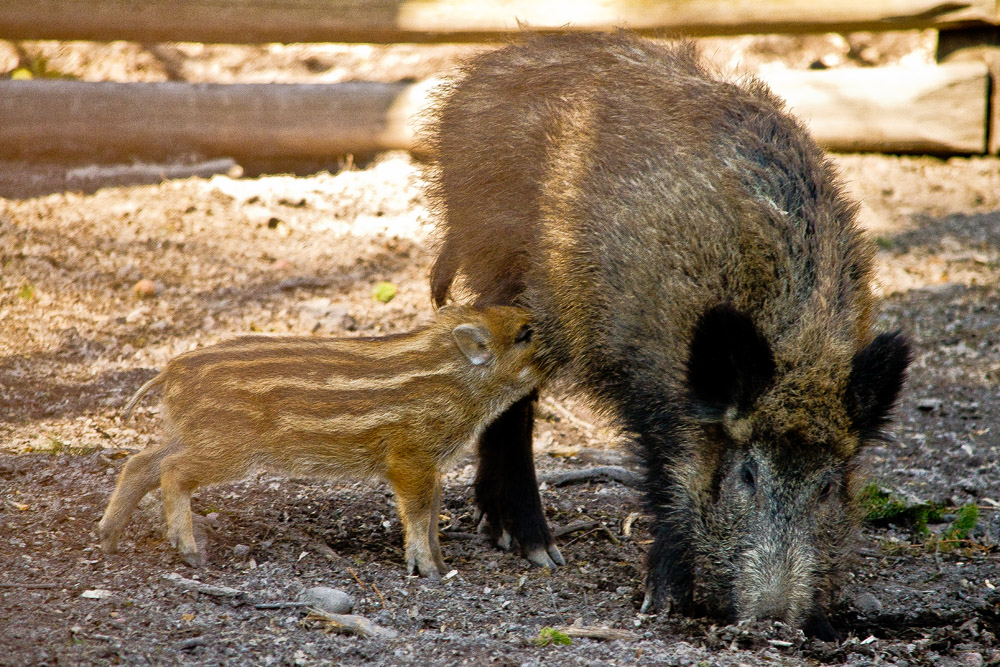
[514,325,533,344]
[740,460,757,492]
[818,477,836,502]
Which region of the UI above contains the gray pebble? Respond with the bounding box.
[962,652,984,667]
[300,586,353,615]
[916,398,943,412]
[854,592,883,615]
[233,544,250,558]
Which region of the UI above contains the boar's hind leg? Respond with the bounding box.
[98,440,180,554]
[475,390,564,569]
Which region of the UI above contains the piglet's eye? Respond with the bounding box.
[514,325,533,344]
[740,461,757,491]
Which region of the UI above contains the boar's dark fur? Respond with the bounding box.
[425,32,910,640]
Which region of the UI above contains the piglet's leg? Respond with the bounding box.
[428,477,446,573]
[159,452,206,568]
[99,439,180,554]
[388,457,441,580]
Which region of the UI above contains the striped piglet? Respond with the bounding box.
[98,305,543,578]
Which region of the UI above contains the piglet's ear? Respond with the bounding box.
[844,331,910,440]
[453,323,494,366]
[686,304,775,419]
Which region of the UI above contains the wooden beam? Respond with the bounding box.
[0,64,988,159]
[761,62,989,154]
[0,0,998,44]
[0,80,429,160]
[937,27,1000,153]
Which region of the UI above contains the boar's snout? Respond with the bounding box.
[735,539,816,625]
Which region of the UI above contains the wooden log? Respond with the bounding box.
[760,62,989,154]
[0,79,431,160]
[0,64,988,159]
[0,0,997,44]
[937,27,1000,153]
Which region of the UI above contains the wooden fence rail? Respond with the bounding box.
[0,64,986,159]
[0,79,432,160]
[0,0,998,44]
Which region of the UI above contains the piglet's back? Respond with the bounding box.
[157,329,479,479]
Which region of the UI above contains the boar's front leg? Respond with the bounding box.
[641,521,694,615]
[475,390,564,569]
[638,432,694,615]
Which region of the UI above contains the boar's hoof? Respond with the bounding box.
[640,585,674,615]
[496,529,513,551]
[802,608,842,643]
[525,544,565,569]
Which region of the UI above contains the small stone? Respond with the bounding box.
[233,544,250,558]
[81,589,113,599]
[132,279,158,298]
[962,652,984,667]
[916,398,942,412]
[300,586,353,615]
[854,592,883,615]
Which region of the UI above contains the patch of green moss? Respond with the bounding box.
[858,483,943,536]
[937,504,980,552]
[533,627,572,647]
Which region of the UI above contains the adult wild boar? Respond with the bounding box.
[425,32,909,639]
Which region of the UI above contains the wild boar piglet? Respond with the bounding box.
[98,305,543,579]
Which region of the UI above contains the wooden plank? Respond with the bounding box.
[0,80,430,160]
[761,62,989,154]
[0,0,998,44]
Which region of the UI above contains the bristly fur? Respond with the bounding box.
[98,305,544,579]
[424,31,910,637]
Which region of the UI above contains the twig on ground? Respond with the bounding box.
[304,609,398,639]
[253,601,313,610]
[551,625,636,641]
[553,521,600,538]
[162,573,245,599]
[347,567,366,591]
[622,512,642,538]
[370,581,387,609]
[563,527,604,548]
[599,523,622,546]
[176,637,208,650]
[539,466,642,490]
[554,520,621,546]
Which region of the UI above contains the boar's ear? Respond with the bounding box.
[686,304,775,419]
[844,332,910,440]
[453,323,494,366]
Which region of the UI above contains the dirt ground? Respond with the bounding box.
[1,33,999,666]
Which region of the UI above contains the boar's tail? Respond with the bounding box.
[121,373,165,420]
[430,237,460,307]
